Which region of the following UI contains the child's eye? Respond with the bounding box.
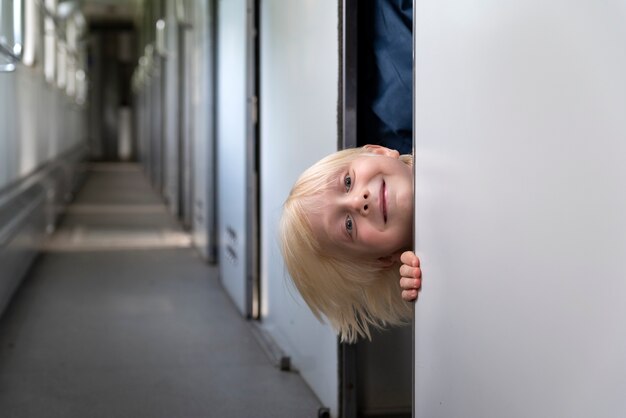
[344,174,352,192]
[345,215,353,234]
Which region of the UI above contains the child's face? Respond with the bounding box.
[308,152,413,262]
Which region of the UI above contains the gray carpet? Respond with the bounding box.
[0,164,322,418]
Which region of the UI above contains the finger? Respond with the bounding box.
[400,251,416,265]
[399,277,421,290]
[399,265,421,279]
[400,251,420,267]
[402,289,419,302]
[399,264,413,277]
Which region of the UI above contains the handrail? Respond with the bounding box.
[0,38,20,60]
[0,44,18,71]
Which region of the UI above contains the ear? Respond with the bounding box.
[363,144,400,159]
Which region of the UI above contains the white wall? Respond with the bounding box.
[1,67,85,191]
[0,0,86,191]
[414,1,626,417]
[260,1,339,415]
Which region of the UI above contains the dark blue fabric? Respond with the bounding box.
[359,0,413,155]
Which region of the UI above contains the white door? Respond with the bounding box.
[216,0,250,314]
[413,1,626,417]
[191,0,216,262]
[260,1,340,415]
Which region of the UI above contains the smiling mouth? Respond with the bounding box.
[381,180,387,223]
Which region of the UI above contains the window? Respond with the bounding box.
[44,0,56,83]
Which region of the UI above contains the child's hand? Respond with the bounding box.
[399,251,421,302]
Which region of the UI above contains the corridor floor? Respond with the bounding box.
[0,164,322,418]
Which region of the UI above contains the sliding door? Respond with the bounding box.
[259,1,339,415]
[413,2,626,417]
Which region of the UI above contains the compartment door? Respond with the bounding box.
[413,2,626,417]
[259,1,340,415]
[216,0,256,315]
[190,0,217,262]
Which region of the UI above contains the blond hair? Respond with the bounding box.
[279,147,413,343]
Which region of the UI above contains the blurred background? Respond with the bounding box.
[0,1,413,417]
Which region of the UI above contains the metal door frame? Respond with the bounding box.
[177,0,193,227]
[339,1,358,416]
[245,0,260,318]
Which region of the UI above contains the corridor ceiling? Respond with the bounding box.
[78,0,140,22]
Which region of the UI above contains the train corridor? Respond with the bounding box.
[0,164,322,418]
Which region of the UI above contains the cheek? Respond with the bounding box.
[358,226,397,254]
[396,182,414,211]
[377,224,412,254]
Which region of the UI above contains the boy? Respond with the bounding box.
[280,145,421,343]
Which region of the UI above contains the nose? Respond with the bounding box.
[350,190,370,215]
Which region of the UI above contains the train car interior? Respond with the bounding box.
[0,1,414,417]
[3,1,626,417]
